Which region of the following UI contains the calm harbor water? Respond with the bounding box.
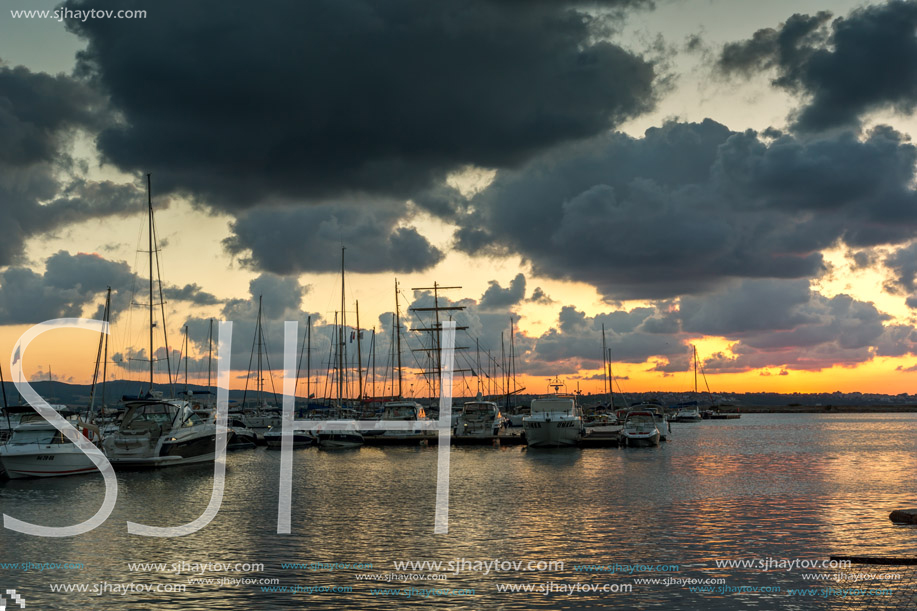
[2,413,916,610]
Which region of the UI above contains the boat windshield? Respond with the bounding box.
[384,405,420,419]
[9,429,69,445]
[123,403,178,427]
[530,399,575,415]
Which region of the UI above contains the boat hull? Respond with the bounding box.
[317,432,363,448]
[104,430,218,468]
[621,431,660,447]
[0,448,98,479]
[264,432,314,449]
[523,418,583,447]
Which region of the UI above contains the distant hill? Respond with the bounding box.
[1,380,915,410]
[0,380,300,409]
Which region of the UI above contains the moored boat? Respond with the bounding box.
[103,396,222,467]
[0,413,102,478]
[317,430,363,448]
[263,427,314,449]
[620,410,661,447]
[523,380,584,447]
[454,394,505,437]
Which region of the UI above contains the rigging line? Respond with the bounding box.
[259,323,281,407]
[240,313,259,408]
[699,359,713,395]
[151,206,174,397]
[321,318,335,403]
[295,318,308,398]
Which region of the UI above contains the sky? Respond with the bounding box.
[2,0,917,399]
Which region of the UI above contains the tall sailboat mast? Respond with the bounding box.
[183,325,189,394]
[89,287,112,416]
[338,247,345,406]
[306,314,312,402]
[147,174,155,392]
[356,300,363,400]
[207,318,213,403]
[602,323,608,403]
[257,295,264,406]
[395,278,403,398]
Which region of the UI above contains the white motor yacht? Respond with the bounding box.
[523,396,584,448]
[628,403,670,441]
[376,400,434,438]
[102,398,221,467]
[673,402,702,422]
[0,413,102,478]
[454,395,505,437]
[621,411,661,447]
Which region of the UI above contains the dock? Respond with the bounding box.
[360,432,527,447]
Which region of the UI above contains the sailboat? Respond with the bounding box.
[374,278,433,441]
[317,247,364,449]
[672,346,703,423]
[102,175,224,468]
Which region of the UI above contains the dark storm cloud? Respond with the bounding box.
[478,274,526,310]
[0,64,140,266]
[161,284,222,307]
[527,287,555,305]
[531,305,686,373]
[0,64,103,165]
[63,0,658,209]
[518,276,909,377]
[450,120,917,301]
[680,278,813,336]
[718,1,917,131]
[223,203,443,274]
[0,251,228,325]
[0,251,132,324]
[682,279,892,372]
[883,242,917,307]
[182,273,314,374]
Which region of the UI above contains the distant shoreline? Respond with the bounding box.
[716,405,917,413]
